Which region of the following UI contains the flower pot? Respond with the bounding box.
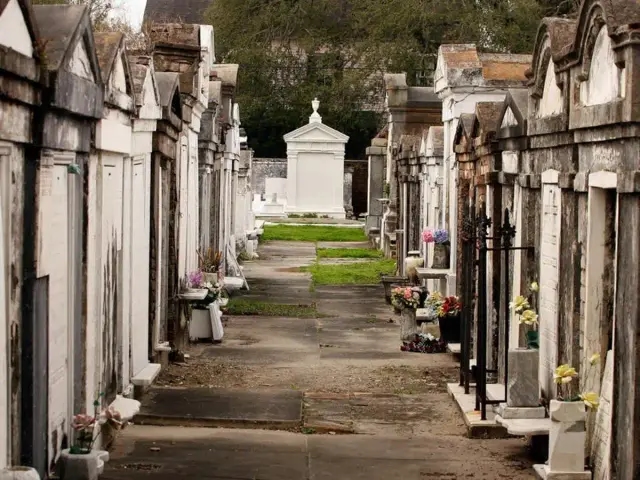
[400,308,418,342]
[57,449,108,480]
[431,243,450,269]
[525,330,539,349]
[438,314,461,344]
[0,466,41,480]
[202,272,218,284]
[547,399,587,473]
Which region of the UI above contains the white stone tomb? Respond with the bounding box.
[283,99,349,218]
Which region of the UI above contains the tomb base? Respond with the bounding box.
[498,404,546,419]
[533,464,591,480]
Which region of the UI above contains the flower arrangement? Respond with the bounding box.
[554,353,601,410]
[510,281,539,348]
[401,333,447,353]
[421,228,449,244]
[70,394,123,454]
[186,270,205,289]
[193,281,224,309]
[198,248,223,273]
[425,292,461,318]
[391,286,421,310]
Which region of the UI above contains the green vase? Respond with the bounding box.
[526,331,539,350]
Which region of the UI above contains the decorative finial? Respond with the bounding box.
[309,97,322,123]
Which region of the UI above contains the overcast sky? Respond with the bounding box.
[120,0,146,28]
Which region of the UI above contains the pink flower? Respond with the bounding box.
[422,229,434,243]
[404,289,412,299]
[72,414,96,431]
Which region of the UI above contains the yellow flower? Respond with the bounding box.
[530,281,539,293]
[554,364,578,384]
[509,295,530,314]
[579,392,599,410]
[589,353,601,365]
[519,309,538,325]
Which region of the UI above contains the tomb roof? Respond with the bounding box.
[94,31,123,85]
[426,126,444,157]
[32,5,87,72]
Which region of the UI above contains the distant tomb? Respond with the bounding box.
[283,98,349,218]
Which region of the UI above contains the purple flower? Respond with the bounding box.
[187,270,204,288]
[433,229,449,244]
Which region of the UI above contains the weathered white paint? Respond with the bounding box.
[583,174,617,391]
[539,170,561,398]
[502,150,519,174]
[129,156,151,376]
[510,183,523,349]
[439,92,506,294]
[178,136,189,278]
[37,151,76,467]
[187,131,199,274]
[0,147,8,468]
[68,39,94,81]
[501,107,518,128]
[589,170,617,190]
[95,112,132,154]
[129,63,159,376]
[580,26,624,107]
[0,0,33,57]
[111,55,127,93]
[592,350,613,480]
[283,100,349,218]
[537,59,563,118]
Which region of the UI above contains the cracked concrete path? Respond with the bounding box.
[104,240,535,479]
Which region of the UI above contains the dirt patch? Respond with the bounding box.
[155,359,251,388]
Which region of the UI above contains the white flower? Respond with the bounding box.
[202,282,213,290]
[530,281,539,293]
[589,353,601,365]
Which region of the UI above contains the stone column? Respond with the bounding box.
[366,142,386,232]
[344,165,354,219]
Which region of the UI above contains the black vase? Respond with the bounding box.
[439,314,461,344]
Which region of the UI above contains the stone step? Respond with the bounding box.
[131,363,162,387]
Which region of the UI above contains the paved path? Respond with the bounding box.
[103,240,535,479]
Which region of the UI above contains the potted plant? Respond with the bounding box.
[380,273,409,305]
[391,286,421,341]
[198,248,223,283]
[58,394,120,480]
[543,357,600,475]
[510,281,540,349]
[421,228,450,269]
[426,292,461,344]
[189,281,225,341]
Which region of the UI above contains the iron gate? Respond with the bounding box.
[459,203,532,420]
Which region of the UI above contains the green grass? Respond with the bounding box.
[303,259,396,285]
[261,224,367,242]
[317,247,383,259]
[224,298,320,317]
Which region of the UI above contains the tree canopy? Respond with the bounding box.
[206,0,579,159]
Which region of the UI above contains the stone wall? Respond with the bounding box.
[251,158,287,199]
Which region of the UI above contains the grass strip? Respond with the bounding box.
[225,298,320,318]
[302,259,396,285]
[261,224,366,242]
[316,247,383,259]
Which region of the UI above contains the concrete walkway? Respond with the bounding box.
[103,240,535,479]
